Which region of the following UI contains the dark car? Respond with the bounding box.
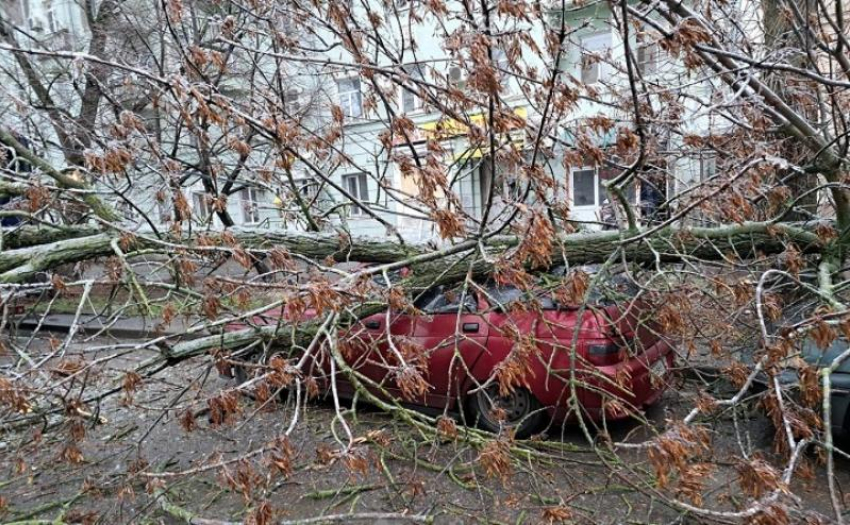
[758,337,850,435]
[223,273,674,437]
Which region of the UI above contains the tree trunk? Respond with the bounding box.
[760,0,821,220]
[0,221,821,283]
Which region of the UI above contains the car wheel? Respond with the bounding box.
[467,385,545,439]
[233,363,249,386]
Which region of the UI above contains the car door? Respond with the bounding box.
[339,310,416,398]
[410,286,489,409]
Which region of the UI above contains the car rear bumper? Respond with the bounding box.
[546,339,674,422]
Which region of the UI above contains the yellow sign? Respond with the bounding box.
[452,133,526,160]
[419,106,527,138]
[395,106,528,159]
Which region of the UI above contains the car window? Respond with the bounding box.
[486,284,557,310]
[418,286,477,314]
[412,287,442,310]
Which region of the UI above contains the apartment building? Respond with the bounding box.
[305,0,741,237]
[0,0,735,238]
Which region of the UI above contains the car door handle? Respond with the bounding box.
[462,323,479,333]
[364,320,381,329]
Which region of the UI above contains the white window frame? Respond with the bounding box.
[337,78,363,119]
[280,11,296,35]
[636,41,659,76]
[699,153,717,182]
[478,155,521,203]
[571,166,638,210]
[447,64,466,90]
[579,32,611,85]
[342,173,369,216]
[192,191,210,222]
[296,179,319,200]
[284,87,302,114]
[401,64,426,114]
[492,48,511,94]
[241,187,266,224]
[570,167,600,209]
[157,198,172,223]
[44,0,59,33]
[453,167,484,219]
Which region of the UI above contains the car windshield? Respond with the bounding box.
[413,285,477,313]
[484,266,638,311]
[486,285,558,309]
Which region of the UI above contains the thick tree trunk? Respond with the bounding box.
[1,225,102,250]
[0,181,27,198]
[761,0,820,220]
[99,220,818,381]
[0,221,822,283]
[0,130,119,222]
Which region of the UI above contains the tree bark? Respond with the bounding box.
[1,225,102,249]
[761,0,820,219]
[0,220,821,283]
[0,129,120,222]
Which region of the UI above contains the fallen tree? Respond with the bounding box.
[0,219,824,283]
[3,0,850,520]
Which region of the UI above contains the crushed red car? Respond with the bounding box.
[223,268,674,438]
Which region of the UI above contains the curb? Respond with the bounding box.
[14,316,202,340]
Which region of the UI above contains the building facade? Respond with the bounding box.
[0,0,743,240]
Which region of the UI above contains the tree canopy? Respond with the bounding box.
[1,0,850,522]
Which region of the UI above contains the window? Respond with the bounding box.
[337,78,362,119]
[296,179,319,200]
[279,11,297,35]
[342,173,369,216]
[492,48,511,93]
[117,200,137,220]
[637,42,659,76]
[454,169,484,218]
[571,168,597,207]
[478,156,521,204]
[485,284,560,311]
[699,154,716,181]
[27,11,43,32]
[401,64,425,114]
[493,48,509,71]
[580,33,611,85]
[192,191,210,221]
[284,87,302,114]
[415,285,477,313]
[598,177,636,205]
[505,172,522,201]
[241,187,267,224]
[572,167,635,208]
[44,0,59,33]
[448,65,466,90]
[157,198,172,223]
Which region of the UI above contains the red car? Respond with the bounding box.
[225,276,673,438]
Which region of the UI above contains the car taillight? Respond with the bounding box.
[587,342,625,366]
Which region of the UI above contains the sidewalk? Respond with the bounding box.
[14,312,204,340]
